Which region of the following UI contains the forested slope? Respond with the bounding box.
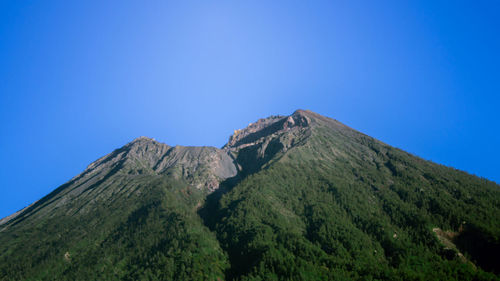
[205,113,500,280]
[0,110,498,280]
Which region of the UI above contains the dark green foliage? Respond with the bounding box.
[205,126,500,280]
[1,112,499,280]
[0,176,228,280]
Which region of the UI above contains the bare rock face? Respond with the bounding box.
[116,110,318,191]
[222,110,313,175]
[85,137,238,192]
[1,110,319,228]
[224,110,311,151]
[225,115,287,149]
[3,137,239,225]
[154,145,237,191]
[71,110,318,201]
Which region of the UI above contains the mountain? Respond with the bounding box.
[1,110,499,280]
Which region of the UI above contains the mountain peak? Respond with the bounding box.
[292,109,342,126]
[224,110,314,151]
[292,108,311,116]
[1,110,500,280]
[220,110,316,175]
[128,136,157,145]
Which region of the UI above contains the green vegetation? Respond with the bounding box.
[0,111,499,280]
[209,152,500,280]
[0,176,228,280]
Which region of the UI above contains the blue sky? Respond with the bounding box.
[0,0,499,218]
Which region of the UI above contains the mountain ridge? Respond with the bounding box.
[0,110,499,280]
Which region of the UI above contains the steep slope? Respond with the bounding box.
[0,110,499,281]
[0,137,235,280]
[208,110,500,280]
[0,136,237,230]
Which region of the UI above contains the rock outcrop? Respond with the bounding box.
[222,110,313,174]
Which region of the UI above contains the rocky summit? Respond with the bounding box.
[1,110,499,281]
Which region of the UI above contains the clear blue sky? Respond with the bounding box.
[1,0,499,218]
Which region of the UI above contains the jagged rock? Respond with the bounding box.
[1,110,499,280]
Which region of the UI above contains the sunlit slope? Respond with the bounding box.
[207,110,500,280]
[0,110,498,280]
[0,138,234,280]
